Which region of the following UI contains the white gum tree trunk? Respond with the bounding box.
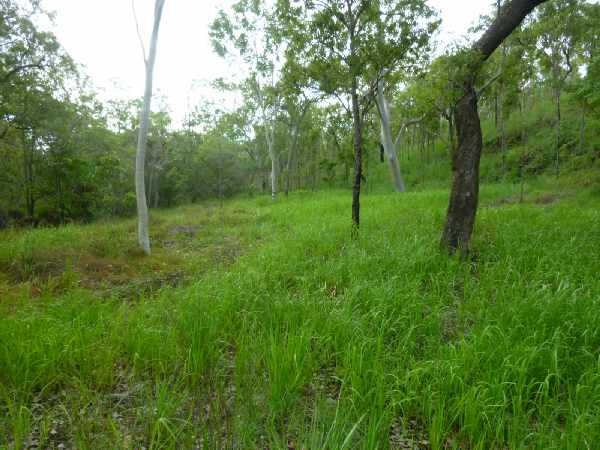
[135,0,165,255]
[376,79,406,193]
[266,126,278,200]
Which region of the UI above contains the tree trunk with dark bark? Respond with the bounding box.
[554,86,561,178]
[441,0,548,254]
[441,78,482,253]
[351,80,363,234]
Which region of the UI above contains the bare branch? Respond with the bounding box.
[476,70,502,98]
[132,0,147,65]
[333,90,352,116]
[394,115,425,148]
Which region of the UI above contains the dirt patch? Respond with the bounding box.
[533,193,560,205]
[486,193,561,208]
[389,417,430,449]
[485,196,520,208]
[1,252,66,283]
[168,225,200,237]
[75,255,139,289]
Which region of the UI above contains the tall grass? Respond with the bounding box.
[1,182,600,448]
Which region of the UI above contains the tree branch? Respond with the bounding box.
[0,60,44,84]
[394,116,425,148]
[132,0,147,65]
[476,70,502,98]
[474,0,548,61]
[333,90,352,116]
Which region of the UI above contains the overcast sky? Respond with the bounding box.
[40,0,494,124]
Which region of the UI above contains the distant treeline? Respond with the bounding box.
[1,0,599,227]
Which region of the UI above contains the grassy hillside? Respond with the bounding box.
[363,87,600,197]
[1,180,600,449]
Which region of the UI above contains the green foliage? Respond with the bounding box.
[276,0,438,98]
[0,4,259,226]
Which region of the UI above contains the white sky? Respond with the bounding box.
[40,0,494,125]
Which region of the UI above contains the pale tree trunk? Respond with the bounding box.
[135,0,165,255]
[285,105,309,197]
[376,79,406,193]
[284,123,298,197]
[254,143,264,194]
[266,126,278,200]
[270,153,278,200]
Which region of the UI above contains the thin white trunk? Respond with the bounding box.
[266,127,277,200]
[135,0,165,255]
[376,79,405,193]
[285,123,297,196]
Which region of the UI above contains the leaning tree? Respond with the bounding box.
[441,0,549,255]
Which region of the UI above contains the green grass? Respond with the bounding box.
[0,199,276,302]
[1,180,600,449]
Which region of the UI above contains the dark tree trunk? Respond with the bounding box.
[285,124,299,197]
[441,0,548,254]
[351,81,363,233]
[441,78,482,253]
[554,87,561,177]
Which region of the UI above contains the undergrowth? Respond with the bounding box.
[1,180,600,449]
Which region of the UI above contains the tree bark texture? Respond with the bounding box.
[351,81,363,233]
[441,0,548,254]
[442,78,482,253]
[554,86,561,177]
